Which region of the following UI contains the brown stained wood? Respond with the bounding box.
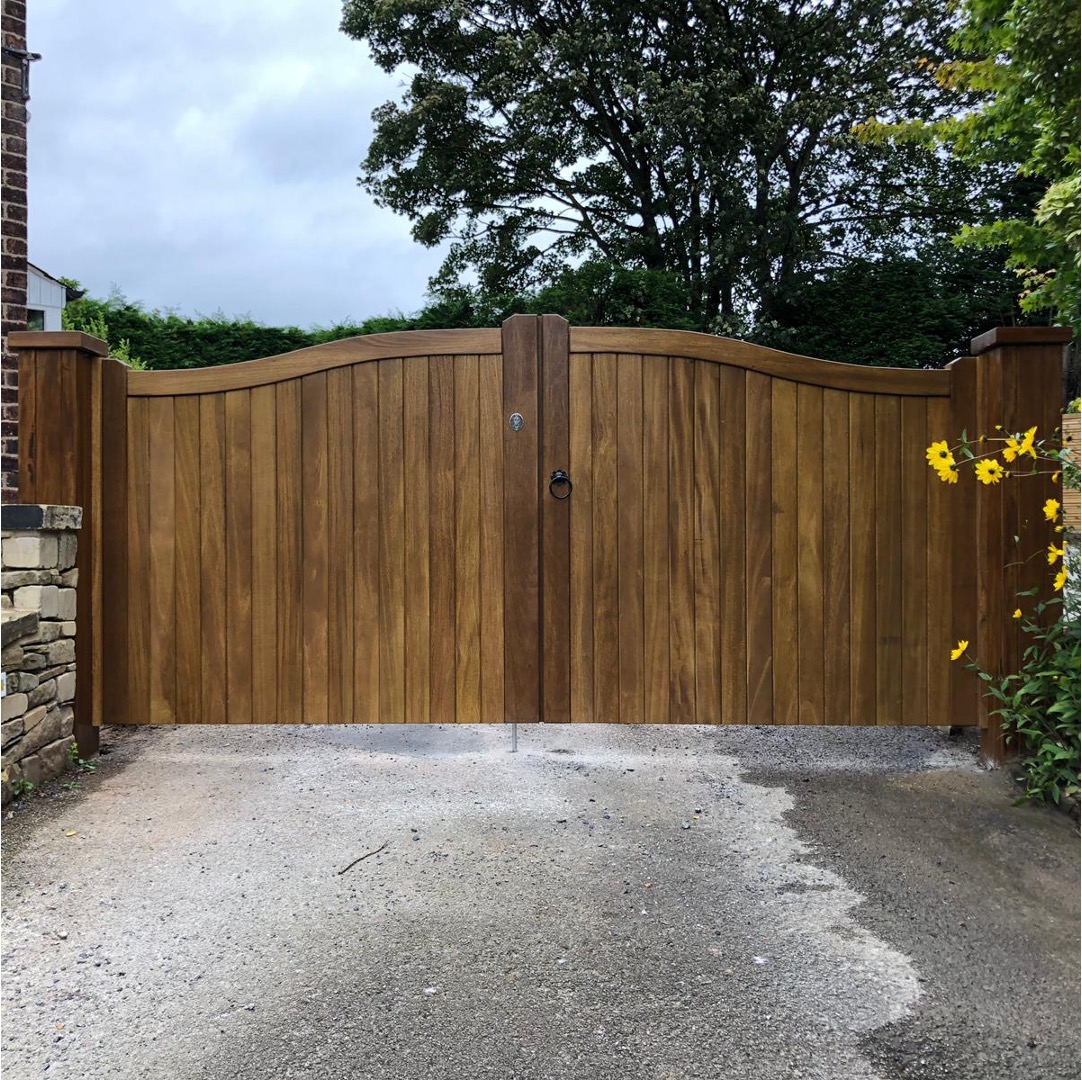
[616,355,645,725]
[250,386,279,725]
[569,352,595,722]
[668,358,696,722]
[327,369,355,724]
[16,353,37,497]
[455,357,482,722]
[128,329,502,395]
[874,395,903,725]
[199,396,227,724]
[592,353,620,722]
[540,316,571,722]
[225,391,254,724]
[275,383,303,723]
[126,399,151,722]
[821,390,851,725]
[8,330,109,355]
[101,359,130,726]
[642,356,671,724]
[147,398,177,724]
[900,398,929,725]
[925,396,953,726]
[693,361,721,724]
[719,366,747,724]
[744,372,773,724]
[402,357,430,725]
[849,394,877,724]
[478,354,506,723]
[771,380,799,725]
[428,358,456,723]
[502,316,540,723]
[569,328,951,396]
[352,365,381,724]
[173,396,202,724]
[37,352,79,505]
[947,358,979,727]
[796,384,825,725]
[378,361,405,722]
[79,356,104,742]
[301,375,330,724]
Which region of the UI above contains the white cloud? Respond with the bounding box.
[26,0,443,327]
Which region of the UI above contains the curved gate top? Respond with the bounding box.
[11,319,1067,748]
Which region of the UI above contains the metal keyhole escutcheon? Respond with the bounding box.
[549,469,573,499]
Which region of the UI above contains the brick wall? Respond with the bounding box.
[2,0,30,501]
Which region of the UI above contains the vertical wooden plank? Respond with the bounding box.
[174,396,202,725]
[617,354,645,724]
[378,360,405,723]
[925,396,953,727]
[592,353,620,722]
[771,380,798,725]
[403,357,430,725]
[352,365,380,724]
[102,360,130,726]
[822,390,851,726]
[327,368,354,724]
[669,358,696,721]
[428,358,456,723]
[796,384,824,725]
[719,366,747,724]
[875,395,903,726]
[502,316,540,723]
[479,353,506,724]
[901,397,929,725]
[569,352,595,722]
[79,357,104,746]
[35,353,78,505]
[250,386,278,724]
[16,353,37,497]
[694,362,721,724]
[147,398,176,723]
[455,356,482,721]
[301,374,329,725]
[225,390,253,724]
[199,395,227,725]
[947,357,979,727]
[275,382,302,723]
[540,316,571,722]
[744,372,773,725]
[127,399,152,722]
[642,356,670,724]
[849,393,877,724]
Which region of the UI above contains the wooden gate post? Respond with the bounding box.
[8,330,117,758]
[969,326,1071,763]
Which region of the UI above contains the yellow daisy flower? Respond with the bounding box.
[975,458,1005,485]
[1002,437,1020,462]
[950,640,969,661]
[1053,568,1068,591]
[937,464,959,485]
[1012,608,1022,619]
[1018,426,1037,459]
[1048,544,1065,565]
[1043,498,1060,522]
[925,441,954,470]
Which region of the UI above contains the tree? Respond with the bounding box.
[858,0,1081,329]
[342,0,1000,327]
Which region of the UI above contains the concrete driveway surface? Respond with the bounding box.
[1,723,1078,1080]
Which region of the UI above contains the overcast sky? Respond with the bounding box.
[26,0,444,328]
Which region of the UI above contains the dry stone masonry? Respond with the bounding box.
[1,504,81,803]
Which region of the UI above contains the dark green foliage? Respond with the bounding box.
[342,0,999,328]
[750,247,1025,367]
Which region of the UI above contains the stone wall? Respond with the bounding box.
[1,505,81,804]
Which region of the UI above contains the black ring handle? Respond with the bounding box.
[549,469,573,499]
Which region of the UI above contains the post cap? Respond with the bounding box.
[7,331,110,356]
[970,326,1073,354]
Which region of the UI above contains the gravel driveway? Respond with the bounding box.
[2,723,1078,1079]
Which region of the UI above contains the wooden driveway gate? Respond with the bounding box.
[12,320,1066,754]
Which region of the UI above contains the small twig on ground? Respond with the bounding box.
[337,842,389,875]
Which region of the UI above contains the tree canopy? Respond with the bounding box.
[342,0,1000,329]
